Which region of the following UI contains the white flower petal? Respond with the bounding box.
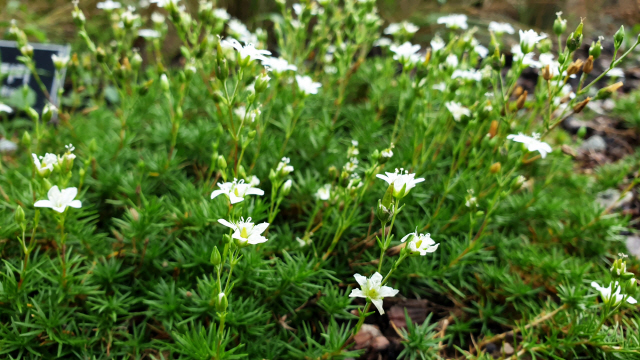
[217,219,238,231]
[371,299,385,314]
[349,289,365,298]
[354,273,367,287]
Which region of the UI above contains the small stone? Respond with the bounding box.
[579,135,607,152]
[502,343,514,355]
[485,343,497,353]
[562,117,590,134]
[596,189,634,209]
[626,236,640,259]
[371,336,390,350]
[354,324,382,350]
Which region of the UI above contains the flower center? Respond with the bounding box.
[240,227,249,239]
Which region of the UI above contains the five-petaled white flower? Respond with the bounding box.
[475,44,489,58]
[591,281,637,306]
[97,0,122,10]
[218,217,269,245]
[34,186,82,213]
[211,178,264,204]
[138,29,161,38]
[452,69,482,82]
[507,133,552,158]
[32,153,58,177]
[384,21,419,35]
[221,38,271,63]
[376,168,425,198]
[445,101,470,121]
[276,157,294,176]
[0,103,13,114]
[262,57,297,73]
[401,232,439,255]
[349,272,399,314]
[430,36,445,52]
[519,29,546,53]
[607,68,625,78]
[445,54,459,68]
[295,75,321,95]
[51,54,70,70]
[390,42,421,64]
[488,21,515,34]
[213,8,230,20]
[316,184,331,201]
[437,14,468,29]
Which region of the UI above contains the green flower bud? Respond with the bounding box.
[255,73,270,93]
[553,15,567,36]
[22,131,31,148]
[589,40,602,59]
[15,205,26,227]
[217,59,228,81]
[215,292,228,312]
[376,199,394,223]
[160,74,170,92]
[510,175,526,192]
[614,25,625,49]
[26,107,39,122]
[217,155,227,170]
[577,126,587,139]
[210,246,221,266]
[42,103,56,123]
[282,179,293,196]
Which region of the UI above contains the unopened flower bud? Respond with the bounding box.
[376,199,394,223]
[210,246,221,266]
[614,25,625,49]
[22,131,31,147]
[542,64,552,81]
[15,205,26,227]
[577,126,587,139]
[26,107,39,122]
[553,13,566,35]
[42,103,56,123]
[72,7,86,27]
[255,73,270,93]
[217,155,227,170]
[583,56,594,74]
[489,162,501,174]
[160,74,170,92]
[96,47,106,63]
[131,52,143,70]
[282,179,293,196]
[510,175,526,191]
[217,59,229,81]
[573,97,591,114]
[20,44,34,58]
[328,166,338,179]
[215,292,228,312]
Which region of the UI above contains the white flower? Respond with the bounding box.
[297,236,312,247]
[373,37,393,47]
[445,54,459,68]
[401,232,439,255]
[381,148,394,159]
[32,153,58,177]
[432,82,446,92]
[211,178,264,204]
[97,0,122,10]
[316,184,331,201]
[344,158,359,173]
[607,68,625,78]
[430,36,445,52]
[247,175,260,187]
[0,103,13,114]
[465,189,477,208]
[390,42,421,63]
[151,12,165,23]
[51,54,70,69]
[445,101,470,121]
[488,21,515,34]
[220,38,271,63]
[150,0,179,8]
[213,8,230,20]
[295,75,321,95]
[475,44,489,58]
[507,133,552,158]
[0,139,17,153]
[591,281,637,306]
[519,29,546,53]
[276,157,294,176]
[384,21,419,35]
[34,186,82,213]
[437,14,468,29]
[452,69,482,82]
[376,168,425,198]
[218,217,269,245]
[138,29,161,38]
[349,272,399,314]
[262,57,297,73]
[227,19,256,43]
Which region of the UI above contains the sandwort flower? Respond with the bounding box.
[316,184,331,201]
[0,104,13,114]
[295,75,321,95]
[401,231,439,255]
[384,21,419,35]
[437,14,468,29]
[488,21,515,34]
[430,36,445,52]
[349,272,399,314]
[97,0,122,10]
[591,281,637,306]
[221,38,271,64]
[445,101,470,121]
[507,133,552,158]
[32,153,58,177]
[519,29,546,53]
[376,168,425,198]
[390,42,421,64]
[213,8,230,21]
[262,57,297,73]
[475,44,489,58]
[34,186,82,213]
[51,54,69,70]
[138,29,161,38]
[211,178,264,204]
[445,54,459,68]
[218,217,269,246]
[276,157,294,176]
[452,69,482,82]
[607,68,625,78]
